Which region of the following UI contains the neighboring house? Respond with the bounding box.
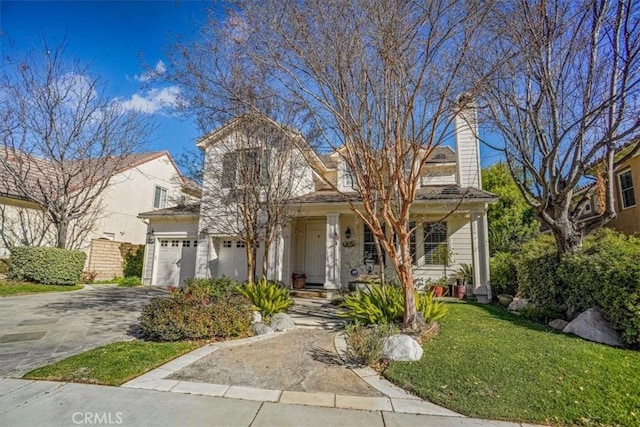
[0,150,199,259]
[140,112,497,300]
[577,142,640,235]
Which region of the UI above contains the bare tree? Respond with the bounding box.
[0,203,52,251]
[172,0,493,328]
[479,0,640,253]
[0,41,152,249]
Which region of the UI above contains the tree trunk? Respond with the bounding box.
[398,264,418,330]
[547,216,583,254]
[55,216,68,249]
[262,240,269,280]
[246,243,256,284]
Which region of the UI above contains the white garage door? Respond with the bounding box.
[155,239,197,287]
[218,239,264,282]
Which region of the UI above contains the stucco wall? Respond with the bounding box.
[87,154,186,249]
[0,197,55,258]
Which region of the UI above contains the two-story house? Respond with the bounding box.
[139,111,497,300]
[0,150,198,259]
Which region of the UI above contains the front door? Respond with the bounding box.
[304,222,326,284]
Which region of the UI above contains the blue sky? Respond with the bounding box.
[1,0,209,163]
[1,0,503,168]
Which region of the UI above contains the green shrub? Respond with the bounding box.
[8,246,86,285]
[345,323,398,365]
[139,281,252,341]
[183,276,240,300]
[558,229,640,347]
[239,278,293,319]
[516,235,563,313]
[122,246,144,278]
[340,283,449,325]
[490,252,519,297]
[117,276,142,287]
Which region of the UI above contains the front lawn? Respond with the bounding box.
[23,340,198,386]
[384,303,640,426]
[0,281,83,297]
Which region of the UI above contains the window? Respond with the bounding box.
[171,240,180,247]
[223,240,232,248]
[160,240,168,247]
[182,240,190,247]
[424,222,447,265]
[583,201,592,214]
[343,166,355,189]
[618,170,636,209]
[193,240,198,247]
[221,148,270,188]
[102,232,115,241]
[363,224,386,265]
[236,241,246,248]
[154,186,167,209]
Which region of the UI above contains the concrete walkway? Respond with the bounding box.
[0,379,531,427]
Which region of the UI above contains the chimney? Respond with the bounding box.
[454,95,481,189]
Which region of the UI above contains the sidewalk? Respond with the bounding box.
[0,379,529,427]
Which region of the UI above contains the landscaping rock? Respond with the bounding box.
[252,322,274,335]
[508,298,530,312]
[252,311,262,324]
[382,334,423,361]
[563,307,624,347]
[548,319,569,330]
[270,313,295,331]
[415,312,428,329]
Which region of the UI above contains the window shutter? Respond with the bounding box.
[222,152,237,188]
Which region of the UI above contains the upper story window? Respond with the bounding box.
[222,148,270,188]
[154,186,167,209]
[618,169,636,209]
[343,167,355,189]
[424,221,448,265]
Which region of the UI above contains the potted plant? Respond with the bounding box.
[429,276,447,297]
[453,263,473,299]
[291,272,306,289]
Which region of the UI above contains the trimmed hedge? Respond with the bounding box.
[8,246,86,286]
[122,246,144,278]
[489,252,519,297]
[516,230,640,347]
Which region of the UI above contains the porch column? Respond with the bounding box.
[281,225,291,286]
[471,210,491,303]
[268,226,286,282]
[325,213,341,290]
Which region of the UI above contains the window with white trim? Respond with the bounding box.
[424,222,448,265]
[236,241,245,248]
[160,240,168,247]
[222,240,232,248]
[171,240,180,247]
[618,170,636,209]
[182,240,190,247]
[153,186,168,209]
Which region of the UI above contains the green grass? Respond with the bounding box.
[384,303,640,426]
[0,281,83,297]
[23,340,198,386]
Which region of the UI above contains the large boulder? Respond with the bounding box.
[548,319,569,331]
[508,298,530,312]
[562,307,624,347]
[270,313,295,331]
[252,322,274,335]
[382,334,423,362]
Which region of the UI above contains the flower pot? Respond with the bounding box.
[454,285,466,299]
[498,294,513,307]
[432,286,445,297]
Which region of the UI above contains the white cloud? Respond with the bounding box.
[117,86,180,114]
[134,60,167,82]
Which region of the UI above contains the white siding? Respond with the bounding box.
[421,166,457,186]
[454,108,481,188]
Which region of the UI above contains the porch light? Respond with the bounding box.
[345,227,351,240]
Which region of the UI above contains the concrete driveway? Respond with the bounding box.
[0,285,168,378]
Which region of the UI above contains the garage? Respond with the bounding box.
[154,238,197,286]
[217,239,263,282]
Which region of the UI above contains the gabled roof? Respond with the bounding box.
[425,146,456,164]
[138,203,201,219]
[290,185,496,204]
